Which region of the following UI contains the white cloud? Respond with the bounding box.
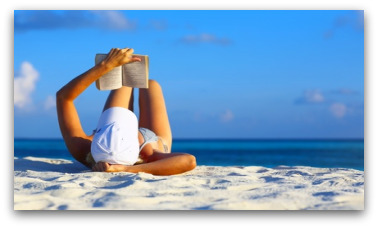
[295,89,325,104]
[180,33,232,45]
[14,62,39,109]
[91,10,136,30]
[220,109,234,123]
[15,10,136,32]
[44,95,56,110]
[324,10,363,39]
[331,88,359,95]
[149,20,168,30]
[329,103,347,118]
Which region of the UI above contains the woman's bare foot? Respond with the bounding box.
[92,161,129,172]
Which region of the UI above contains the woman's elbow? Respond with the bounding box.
[56,87,72,102]
[56,88,66,101]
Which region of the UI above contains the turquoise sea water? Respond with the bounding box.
[14,139,364,171]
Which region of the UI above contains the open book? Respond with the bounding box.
[95,54,149,90]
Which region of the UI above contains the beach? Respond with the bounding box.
[14,156,364,210]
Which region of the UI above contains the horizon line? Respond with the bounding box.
[14,137,364,141]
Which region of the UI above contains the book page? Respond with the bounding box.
[95,54,122,90]
[122,55,149,88]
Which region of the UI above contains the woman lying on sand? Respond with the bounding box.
[56,47,196,175]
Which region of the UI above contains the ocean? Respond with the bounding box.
[14,139,364,171]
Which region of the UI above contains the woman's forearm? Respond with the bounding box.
[57,62,111,101]
[56,48,140,101]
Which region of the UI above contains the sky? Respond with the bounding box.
[13,10,364,139]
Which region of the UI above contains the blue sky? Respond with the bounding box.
[14,10,364,139]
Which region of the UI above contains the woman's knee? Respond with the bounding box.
[148,79,161,89]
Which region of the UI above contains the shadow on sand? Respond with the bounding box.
[14,157,88,173]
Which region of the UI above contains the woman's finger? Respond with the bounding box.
[125,48,134,54]
[130,57,142,62]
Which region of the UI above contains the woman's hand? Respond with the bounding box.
[101,48,141,70]
[92,161,130,172]
[92,161,111,172]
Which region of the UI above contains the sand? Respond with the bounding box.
[13,156,364,210]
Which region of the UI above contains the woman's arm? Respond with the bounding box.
[92,152,197,175]
[56,62,110,166]
[57,48,140,101]
[56,48,141,166]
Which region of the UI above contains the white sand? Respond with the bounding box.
[14,156,364,210]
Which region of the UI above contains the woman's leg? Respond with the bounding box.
[102,86,134,112]
[139,80,172,152]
